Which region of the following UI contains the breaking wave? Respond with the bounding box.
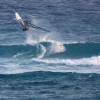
[0,41,99,74]
[0,42,99,58]
[0,55,100,74]
[32,55,100,66]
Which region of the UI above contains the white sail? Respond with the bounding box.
[15,12,22,21]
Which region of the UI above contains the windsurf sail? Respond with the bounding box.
[15,12,50,32]
[15,12,29,31]
[15,12,23,22]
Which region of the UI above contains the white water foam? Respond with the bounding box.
[0,56,100,74]
[36,44,47,59]
[31,56,100,74]
[32,56,100,66]
[48,41,66,54]
[25,30,38,45]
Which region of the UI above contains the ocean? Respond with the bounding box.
[0,0,100,99]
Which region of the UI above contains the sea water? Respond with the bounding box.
[0,0,100,99]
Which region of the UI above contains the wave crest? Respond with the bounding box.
[32,56,100,66]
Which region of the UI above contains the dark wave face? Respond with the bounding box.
[0,42,100,59]
[49,42,100,58]
[0,44,37,58]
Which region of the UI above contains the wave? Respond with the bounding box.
[36,44,47,59]
[0,42,99,75]
[0,55,100,74]
[32,56,100,66]
[30,55,100,74]
[49,42,100,58]
[0,42,99,58]
[0,44,37,58]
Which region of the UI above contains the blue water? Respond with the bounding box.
[0,0,100,99]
